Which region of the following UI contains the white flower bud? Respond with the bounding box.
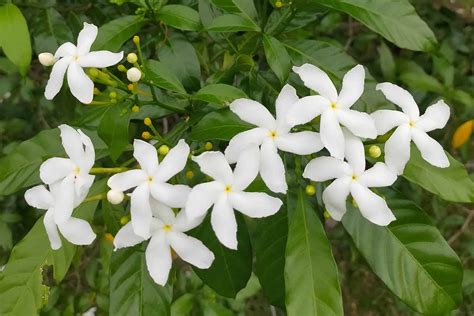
[107,190,124,205]
[127,67,141,82]
[38,53,56,66]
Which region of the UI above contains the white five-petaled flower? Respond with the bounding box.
[287,64,377,159]
[186,146,282,249]
[24,182,96,250]
[303,130,397,226]
[114,199,214,286]
[371,82,450,174]
[108,139,191,239]
[225,84,323,193]
[40,124,96,216]
[44,22,123,104]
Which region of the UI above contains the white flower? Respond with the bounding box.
[372,82,450,174]
[38,52,56,66]
[40,124,95,221]
[114,200,214,286]
[287,64,377,159]
[108,139,191,239]
[126,67,141,82]
[303,130,397,226]
[225,84,323,193]
[107,190,124,205]
[44,22,123,104]
[24,183,96,249]
[186,145,282,249]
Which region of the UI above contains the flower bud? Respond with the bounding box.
[120,216,130,225]
[144,117,152,126]
[275,1,283,8]
[104,233,114,242]
[127,67,141,82]
[132,105,140,112]
[204,142,213,151]
[88,68,99,78]
[158,145,170,155]
[93,88,101,95]
[127,53,138,64]
[117,64,127,72]
[109,91,117,99]
[368,145,381,158]
[305,184,316,196]
[142,131,151,140]
[323,210,331,219]
[107,190,124,205]
[127,83,135,91]
[38,52,56,66]
[133,35,140,45]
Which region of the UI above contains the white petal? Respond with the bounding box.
[167,231,214,269]
[358,162,397,188]
[107,169,147,191]
[376,82,419,120]
[54,42,76,58]
[229,98,276,130]
[320,109,345,159]
[192,151,233,184]
[275,131,323,155]
[285,95,330,127]
[342,128,365,175]
[292,64,337,102]
[44,57,70,100]
[229,192,282,218]
[260,140,287,193]
[59,124,86,162]
[57,217,96,245]
[67,62,94,104]
[154,139,189,182]
[225,127,267,163]
[130,184,152,239]
[145,232,172,286]
[44,211,62,250]
[25,185,54,210]
[411,128,449,168]
[211,195,237,249]
[174,210,205,232]
[78,51,123,68]
[74,174,95,206]
[275,84,299,130]
[77,129,95,171]
[415,100,450,132]
[337,64,365,108]
[303,156,352,181]
[337,109,377,139]
[39,157,74,185]
[322,178,351,221]
[53,175,76,224]
[185,181,223,219]
[350,182,396,226]
[76,22,98,56]
[232,144,259,191]
[150,198,175,224]
[371,110,409,135]
[384,125,412,175]
[133,139,159,175]
[113,222,145,250]
[150,183,191,208]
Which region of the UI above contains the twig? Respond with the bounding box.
[448,209,474,245]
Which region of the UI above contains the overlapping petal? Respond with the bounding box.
[150,183,190,208]
[260,140,287,193]
[78,51,123,68]
[232,144,259,191]
[275,131,323,155]
[154,139,189,182]
[107,169,147,191]
[322,178,351,221]
[133,139,159,175]
[167,231,214,269]
[371,110,408,135]
[57,217,96,245]
[229,98,276,130]
[225,127,267,163]
[411,128,449,168]
[337,109,377,139]
[130,184,152,239]
[292,64,337,102]
[24,185,54,210]
[350,182,395,226]
[192,151,233,184]
[43,211,62,250]
[358,163,397,188]
[67,62,94,104]
[275,84,299,131]
[415,100,450,132]
[320,109,345,159]
[376,83,419,119]
[211,196,237,249]
[229,192,282,218]
[384,125,412,175]
[185,182,224,219]
[39,158,74,185]
[337,65,365,109]
[286,95,330,126]
[113,222,145,250]
[303,157,351,181]
[44,57,71,100]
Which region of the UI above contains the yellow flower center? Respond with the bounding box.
[147,176,153,183]
[330,102,337,109]
[268,130,278,139]
[163,224,172,232]
[74,167,81,175]
[351,175,358,181]
[73,55,80,61]
[224,185,232,193]
[408,120,415,127]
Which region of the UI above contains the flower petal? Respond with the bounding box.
[44,57,70,100]
[337,64,365,109]
[384,125,412,175]
[130,184,152,239]
[154,139,189,182]
[376,82,419,120]
[150,198,175,224]
[77,129,95,171]
[211,196,237,249]
[67,62,94,104]
[275,131,323,155]
[107,169,147,191]
[78,51,123,68]
[145,232,172,286]
[285,95,330,127]
[25,185,54,210]
[303,156,351,181]
[275,84,299,131]
[229,192,282,218]
[39,157,74,185]
[150,183,191,208]
[322,178,351,221]
[57,217,96,245]
[350,182,396,226]
[411,128,449,168]
[415,100,450,132]
[371,110,408,135]
[74,174,95,206]
[292,64,337,102]
[54,175,76,224]
[44,210,62,250]
[337,109,377,139]
[174,210,206,232]
[232,144,259,191]
[229,98,276,130]
[185,181,223,219]
[113,222,145,250]
[76,22,98,56]
[260,140,287,193]
[358,162,397,188]
[167,231,214,269]
[133,139,159,175]
[342,128,365,175]
[320,109,345,159]
[58,124,85,163]
[54,42,76,59]
[192,151,233,184]
[225,127,267,163]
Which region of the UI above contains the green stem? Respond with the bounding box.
[83,193,107,203]
[90,167,129,174]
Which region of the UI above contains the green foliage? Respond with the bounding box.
[157,5,201,31]
[92,15,146,51]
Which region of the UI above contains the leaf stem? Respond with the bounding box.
[90,167,129,174]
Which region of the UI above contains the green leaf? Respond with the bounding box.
[110,247,173,315]
[189,214,252,298]
[98,102,132,161]
[157,5,201,31]
[342,195,463,314]
[207,14,260,32]
[145,59,187,94]
[315,0,437,51]
[189,108,252,141]
[377,41,396,81]
[193,84,247,105]
[399,71,443,93]
[33,8,73,54]
[403,145,474,203]
[171,294,195,316]
[0,128,107,196]
[91,15,146,51]
[0,181,105,316]
[0,4,32,75]
[285,189,343,315]
[262,34,291,83]
[210,0,258,20]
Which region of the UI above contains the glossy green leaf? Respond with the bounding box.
[157,5,201,31]
[403,145,474,203]
[207,14,260,32]
[210,0,258,20]
[145,59,187,94]
[33,8,73,54]
[262,34,291,83]
[110,247,173,315]
[171,294,195,316]
[91,15,146,51]
[342,195,463,314]
[377,41,396,81]
[189,214,252,298]
[98,102,132,161]
[285,189,343,315]
[193,84,247,105]
[0,4,32,75]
